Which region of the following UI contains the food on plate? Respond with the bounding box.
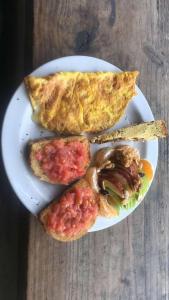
[85,145,153,217]
[39,179,98,241]
[25,71,139,134]
[38,144,154,241]
[29,136,90,185]
[90,120,168,144]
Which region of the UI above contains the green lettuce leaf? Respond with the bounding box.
[105,175,150,212]
[123,175,150,210]
[106,189,121,215]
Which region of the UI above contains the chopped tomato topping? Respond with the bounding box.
[47,187,98,237]
[35,140,90,184]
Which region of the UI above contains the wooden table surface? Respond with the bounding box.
[0,1,169,299]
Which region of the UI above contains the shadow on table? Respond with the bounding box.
[0,165,29,300]
[0,0,33,299]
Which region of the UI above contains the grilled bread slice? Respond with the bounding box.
[29,136,90,185]
[90,120,167,144]
[25,71,139,134]
[39,179,98,241]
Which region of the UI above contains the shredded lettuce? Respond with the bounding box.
[105,175,150,212]
[124,175,150,210]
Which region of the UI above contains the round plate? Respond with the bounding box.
[1,56,158,232]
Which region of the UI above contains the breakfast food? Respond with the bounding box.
[39,145,154,241]
[39,179,98,241]
[85,145,153,217]
[25,71,139,134]
[29,136,90,185]
[24,66,167,240]
[90,120,168,143]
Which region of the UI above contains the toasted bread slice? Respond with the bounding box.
[29,136,90,184]
[90,120,167,144]
[39,179,98,241]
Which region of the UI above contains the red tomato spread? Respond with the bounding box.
[35,140,90,184]
[47,186,98,237]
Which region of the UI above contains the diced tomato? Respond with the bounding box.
[35,140,90,184]
[44,144,56,155]
[47,187,98,237]
[42,161,53,171]
[35,150,43,161]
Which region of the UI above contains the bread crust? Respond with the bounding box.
[29,136,90,184]
[90,120,168,144]
[39,179,98,241]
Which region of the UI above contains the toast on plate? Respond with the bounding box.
[39,179,98,241]
[29,136,90,185]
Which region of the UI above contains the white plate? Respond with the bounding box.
[1,56,158,232]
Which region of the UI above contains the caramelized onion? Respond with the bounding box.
[85,167,100,193]
[99,194,118,217]
[94,147,115,168]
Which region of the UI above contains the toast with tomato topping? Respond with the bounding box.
[39,179,98,241]
[29,136,90,185]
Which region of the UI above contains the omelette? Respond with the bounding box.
[25,71,139,134]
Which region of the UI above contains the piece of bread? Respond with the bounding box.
[90,120,168,144]
[39,179,98,242]
[29,136,90,184]
[25,71,139,134]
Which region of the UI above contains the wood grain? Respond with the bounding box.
[25,0,169,299]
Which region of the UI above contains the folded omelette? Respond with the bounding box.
[25,71,139,134]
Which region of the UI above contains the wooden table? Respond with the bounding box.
[0,1,169,299]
